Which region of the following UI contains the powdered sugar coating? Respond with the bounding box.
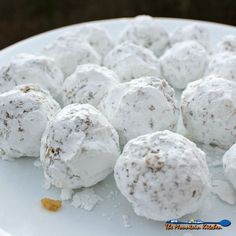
[160,40,208,89]
[0,84,61,160]
[42,35,101,77]
[0,54,64,98]
[223,144,236,189]
[216,35,236,53]
[114,130,210,221]
[71,188,103,211]
[99,76,179,146]
[170,24,210,49]
[40,103,120,189]
[67,25,114,58]
[181,76,236,148]
[119,15,169,57]
[205,52,236,83]
[62,64,119,108]
[104,42,161,82]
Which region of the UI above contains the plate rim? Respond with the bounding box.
[1,17,235,55]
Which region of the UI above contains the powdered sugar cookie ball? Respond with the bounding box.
[119,15,169,57]
[170,24,210,49]
[42,36,101,77]
[0,84,60,160]
[68,25,114,58]
[160,40,208,89]
[99,76,178,146]
[181,76,236,148]
[104,42,161,82]
[216,35,236,53]
[205,52,236,83]
[0,54,64,98]
[223,143,236,189]
[62,64,119,107]
[114,130,210,221]
[40,104,120,189]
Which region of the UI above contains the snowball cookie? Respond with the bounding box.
[104,42,161,82]
[223,143,236,189]
[42,35,101,77]
[170,24,210,49]
[62,64,119,107]
[216,35,236,53]
[205,52,236,83]
[160,40,208,89]
[181,76,236,148]
[114,130,210,221]
[67,25,114,58]
[0,53,64,98]
[99,76,179,146]
[119,15,169,57]
[40,103,120,189]
[0,84,60,160]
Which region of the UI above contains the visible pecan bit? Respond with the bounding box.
[55,147,62,154]
[137,89,145,96]
[144,153,165,171]
[88,91,94,100]
[6,112,11,118]
[20,85,31,93]
[46,147,52,157]
[149,119,154,128]
[149,105,155,111]
[18,127,24,132]
[41,198,62,212]
[186,176,191,182]
[161,80,167,87]
[84,117,92,128]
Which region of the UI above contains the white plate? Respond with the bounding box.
[0,18,236,236]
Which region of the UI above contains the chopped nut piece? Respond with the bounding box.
[41,198,62,212]
[20,85,31,93]
[114,130,210,221]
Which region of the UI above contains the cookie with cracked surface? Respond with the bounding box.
[104,42,161,82]
[119,15,169,57]
[181,76,236,148]
[160,40,208,89]
[0,84,61,160]
[0,53,64,98]
[40,103,120,189]
[114,130,210,221]
[99,76,179,146]
[42,35,101,77]
[61,64,119,108]
[170,24,210,50]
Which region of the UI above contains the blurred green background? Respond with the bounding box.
[0,0,236,49]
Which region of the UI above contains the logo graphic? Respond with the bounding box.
[165,219,231,231]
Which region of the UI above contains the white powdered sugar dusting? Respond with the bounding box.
[42,180,51,190]
[122,214,131,228]
[60,188,74,201]
[211,179,236,205]
[71,188,103,211]
[33,159,42,168]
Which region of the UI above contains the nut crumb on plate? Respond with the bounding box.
[41,198,62,212]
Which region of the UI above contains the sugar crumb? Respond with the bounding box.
[72,188,103,211]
